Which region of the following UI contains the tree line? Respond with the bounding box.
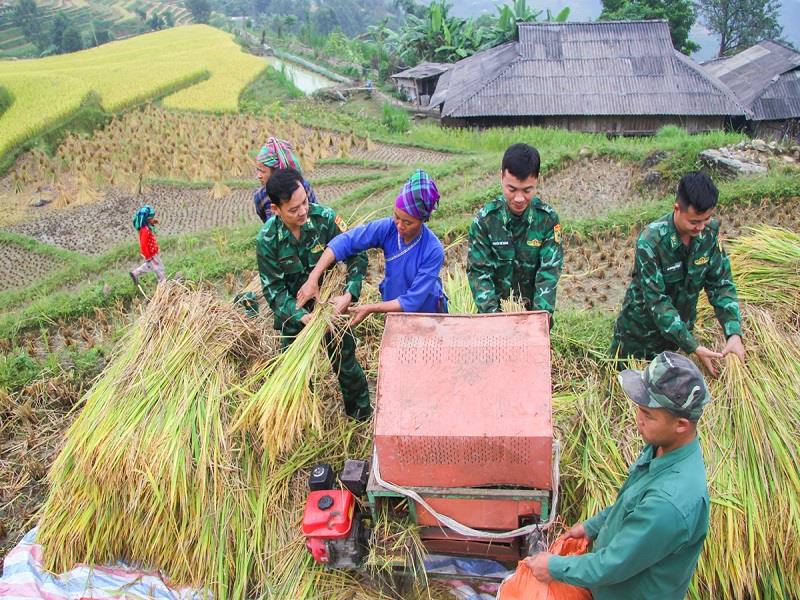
[6,0,788,64]
[241,0,787,83]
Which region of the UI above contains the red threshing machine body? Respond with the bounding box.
[372,312,553,540]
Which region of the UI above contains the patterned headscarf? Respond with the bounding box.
[133,205,155,231]
[255,137,302,174]
[394,169,440,222]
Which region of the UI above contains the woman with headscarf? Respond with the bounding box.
[253,137,318,222]
[296,169,447,325]
[129,204,166,286]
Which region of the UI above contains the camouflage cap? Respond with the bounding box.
[619,351,711,421]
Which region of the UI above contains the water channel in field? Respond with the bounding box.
[265,57,339,95]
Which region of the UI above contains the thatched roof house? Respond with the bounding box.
[431,20,745,134]
[703,40,800,139]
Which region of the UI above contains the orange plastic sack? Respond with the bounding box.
[497,535,592,600]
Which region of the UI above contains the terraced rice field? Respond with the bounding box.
[539,157,664,218]
[0,26,265,161]
[8,106,448,201]
[349,141,454,165]
[0,0,192,59]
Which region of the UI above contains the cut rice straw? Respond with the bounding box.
[231,270,350,459]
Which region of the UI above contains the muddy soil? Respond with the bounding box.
[0,242,63,291]
[349,142,453,165]
[539,157,663,219]
[311,163,397,180]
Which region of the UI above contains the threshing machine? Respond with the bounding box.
[302,312,558,578]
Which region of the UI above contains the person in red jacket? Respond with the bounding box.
[130,205,165,286]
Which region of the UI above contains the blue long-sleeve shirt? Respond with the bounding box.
[327,218,446,313]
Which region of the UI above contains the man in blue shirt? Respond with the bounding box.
[296,169,447,324]
[525,352,711,600]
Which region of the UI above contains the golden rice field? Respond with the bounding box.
[0,25,266,161]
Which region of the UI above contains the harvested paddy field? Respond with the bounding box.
[0,241,62,291]
[7,187,256,254]
[349,141,455,165]
[538,156,663,219]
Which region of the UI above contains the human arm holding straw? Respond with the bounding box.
[705,239,745,363]
[298,220,405,326]
[297,219,386,308]
[527,494,693,587]
[347,245,444,325]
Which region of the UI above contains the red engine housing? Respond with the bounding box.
[302,489,356,564]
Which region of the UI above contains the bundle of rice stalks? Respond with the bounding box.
[443,270,476,314]
[692,308,800,599]
[725,226,800,319]
[210,177,231,200]
[443,269,529,314]
[36,282,265,599]
[555,371,639,522]
[232,272,346,459]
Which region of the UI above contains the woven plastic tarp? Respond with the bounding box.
[0,528,206,600]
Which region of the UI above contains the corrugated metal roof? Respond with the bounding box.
[391,62,451,80]
[702,40,800,120]
[753,69,800,120]
[437,21,745,119]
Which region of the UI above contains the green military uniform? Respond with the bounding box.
[256,203,371,419]
[467,196,563,315]
[550,351,711,599]
[611,213,742,359]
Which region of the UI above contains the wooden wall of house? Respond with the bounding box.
[442,115,726,134]
[749,119,800,142]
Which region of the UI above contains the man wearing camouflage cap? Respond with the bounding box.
[525,352,710,599]
[611,171,744,376]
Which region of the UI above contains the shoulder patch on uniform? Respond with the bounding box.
[553,223,562,244]
[334,214,348,232]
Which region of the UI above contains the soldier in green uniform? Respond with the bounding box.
[525,351,711,600]
[256,167,371,419]
[467,143,563,319]
[611,172,745,377]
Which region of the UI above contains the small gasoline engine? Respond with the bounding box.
[301,461,370,569]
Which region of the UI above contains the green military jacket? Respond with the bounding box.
[256,204,367,330]
[613,213,741,358]
[549,437,710,600]
[467,196,563,314]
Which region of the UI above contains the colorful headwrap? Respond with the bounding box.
[133,205,156,231]
[394,169,440,222]
[255,137,302,174]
